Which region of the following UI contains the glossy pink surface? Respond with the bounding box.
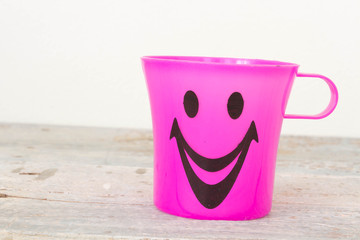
[141,56,338,220]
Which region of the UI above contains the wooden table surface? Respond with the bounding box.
[0,123,359,239]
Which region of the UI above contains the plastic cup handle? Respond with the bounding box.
[283,73,339,119]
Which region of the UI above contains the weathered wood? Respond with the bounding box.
[0,123,359,239]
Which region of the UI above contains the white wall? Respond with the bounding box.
[0,0,359,137]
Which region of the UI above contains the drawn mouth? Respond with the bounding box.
[170,118,258,209]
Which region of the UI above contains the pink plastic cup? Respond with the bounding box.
[141,56,338,220]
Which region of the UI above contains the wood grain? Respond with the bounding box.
[0,124,359,239]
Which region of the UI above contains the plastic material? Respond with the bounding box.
[141,56,338,220]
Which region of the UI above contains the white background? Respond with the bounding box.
[0,0,359,137]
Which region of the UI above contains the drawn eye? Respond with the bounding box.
[227,92,244,119]
[183,90,199,118]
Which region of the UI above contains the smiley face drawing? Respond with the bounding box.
[170,90,259,209]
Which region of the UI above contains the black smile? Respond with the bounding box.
[170,118,258,209]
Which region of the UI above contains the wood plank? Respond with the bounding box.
[0,123,359,239]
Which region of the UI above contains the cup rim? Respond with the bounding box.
[142,56,299,67]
